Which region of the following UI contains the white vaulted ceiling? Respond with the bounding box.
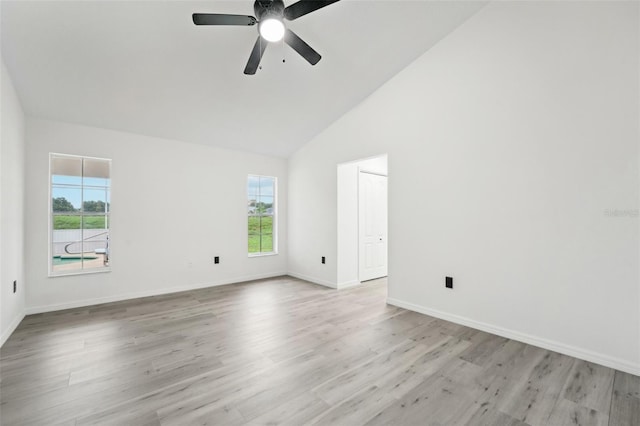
[1,1,486,157]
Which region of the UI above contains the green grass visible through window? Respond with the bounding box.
[53,215,108,230]
[248,216,273,253]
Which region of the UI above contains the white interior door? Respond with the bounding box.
[359,171,388,282]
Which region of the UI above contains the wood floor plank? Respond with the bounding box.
[313,339,431,406]
[246,392,330,426]
[465,407,530,426]
[561,360,615,413]
[376,337,473,400]
[546,398,608,426]
[610,371,640,426]
[1,276,637,426]
[455,341,548,422]
[74,357,271,425]
[77,408,161,426]
[311,385,397,425]
[364,371,478,425]
[459,332,510,367]
[160,404,246,426]
[496,351,576,425]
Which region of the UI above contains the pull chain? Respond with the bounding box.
[282,35,286,64]
[259,36,263,71]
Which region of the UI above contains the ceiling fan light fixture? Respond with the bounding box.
[259,18,285,42]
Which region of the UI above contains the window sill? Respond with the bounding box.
[49,267,111,278]
[248,252,278,258]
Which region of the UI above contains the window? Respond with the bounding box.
[50,154,111,275]
[248,175,277,255]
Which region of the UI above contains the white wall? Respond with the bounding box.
[337,155,387,288]
[1,60,26,345]
[25,118,288,313]
[288,1,640,374]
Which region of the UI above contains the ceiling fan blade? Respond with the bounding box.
[192,13,257,26]
[244,37,268,75]
[284,29,321,65]
[284,0,340,21]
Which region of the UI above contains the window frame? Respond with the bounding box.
[247,174,278,257]
[48,153,112,277]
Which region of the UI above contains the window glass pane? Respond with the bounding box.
[52,174,82,186]
[83,158,110,181]
[51,231,84,272]
[51,246,84,273]
[259,177,275,196]
[80,252,102,269]
[247,176,259,197]
[51,156,82,178]
[248,216,260,235]
[260,216,273,235]
[247,195,257,215]
[83,176,110,187]
[248,234,260,253]
[82,228,108,259]
[83,188,108,213]
[82,215,108,230]
[257,196,273,214]
[52,187,81,212]
[53,215,81,230]
[261,234,273,252]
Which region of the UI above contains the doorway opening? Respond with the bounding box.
[337,154,388,289]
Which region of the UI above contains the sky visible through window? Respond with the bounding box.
[52,175,111,209]
[247,176,274,197]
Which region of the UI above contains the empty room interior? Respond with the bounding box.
[1,0,639,425]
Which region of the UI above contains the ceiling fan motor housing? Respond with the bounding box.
[254,0,285,21]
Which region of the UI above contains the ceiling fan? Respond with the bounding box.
[192,0,340,75]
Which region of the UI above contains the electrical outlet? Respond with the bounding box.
[321,256,325,264]
[445,276,453,289]
[214,256,220,264]
[13,280,17,293]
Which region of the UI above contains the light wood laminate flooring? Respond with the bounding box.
[1,276,638,425]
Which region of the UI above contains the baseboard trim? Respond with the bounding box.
[337,280,361,290]
[387,297,640,376]
[287,272,337,289]
[1,311,25,347]
[25,272,288,315]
